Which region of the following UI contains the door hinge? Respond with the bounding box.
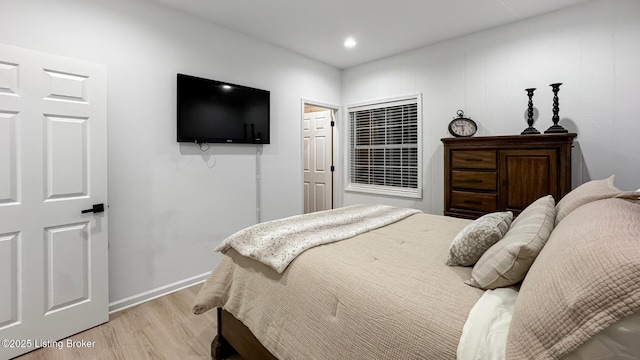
[330,165,335,172]
[330,121,335,127]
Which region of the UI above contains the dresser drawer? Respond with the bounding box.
[451,150,497,170]
[451,191,497,212]
[451,171,497,191]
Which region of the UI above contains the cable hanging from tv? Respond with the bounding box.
[196,140,211,152]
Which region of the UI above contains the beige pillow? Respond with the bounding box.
[555,175,621,225]
[506,198,640,359]
[446,211,513,266]
[465,195,555,290]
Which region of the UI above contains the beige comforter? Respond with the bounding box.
[193,213,484,359]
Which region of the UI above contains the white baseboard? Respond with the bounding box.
[108,271,211,314]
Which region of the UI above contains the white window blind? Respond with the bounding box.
[346,95,422,198]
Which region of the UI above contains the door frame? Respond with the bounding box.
[300,99,341,213]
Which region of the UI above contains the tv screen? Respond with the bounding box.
[177,74,270,144]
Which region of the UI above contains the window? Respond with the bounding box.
[346,94,422,198]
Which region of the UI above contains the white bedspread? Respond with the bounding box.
[215,204,421,273]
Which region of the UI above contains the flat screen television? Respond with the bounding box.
[177,73,270,144]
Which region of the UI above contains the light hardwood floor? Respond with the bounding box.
[14,284,225,360]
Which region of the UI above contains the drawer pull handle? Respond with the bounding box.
[465,158,482,162]
[464,179,483,183]
[464,200,482,205]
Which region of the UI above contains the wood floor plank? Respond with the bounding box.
[14,284,220,360]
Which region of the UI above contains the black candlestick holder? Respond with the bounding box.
[521,88,540,134]
[545,82,568,133]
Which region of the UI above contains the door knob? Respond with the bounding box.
[81,203,105,214]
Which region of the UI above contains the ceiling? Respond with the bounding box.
[146,0,593,69]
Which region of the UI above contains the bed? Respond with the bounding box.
[193,177,640,360]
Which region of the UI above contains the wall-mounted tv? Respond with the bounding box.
[177,73,270,144]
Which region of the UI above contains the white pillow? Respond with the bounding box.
[457,287,519,360]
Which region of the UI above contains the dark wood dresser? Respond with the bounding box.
[442,134,576,219]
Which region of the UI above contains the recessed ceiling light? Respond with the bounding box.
[344,37,357,48]
[222,84,232,90]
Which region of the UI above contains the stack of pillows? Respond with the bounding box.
[446,175,640,359]
[446,175,639,289]
[446,192,555,289]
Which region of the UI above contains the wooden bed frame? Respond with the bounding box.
[212,307,278,360]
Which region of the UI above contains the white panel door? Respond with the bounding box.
[0,43,108,359]
[303,110,333,213]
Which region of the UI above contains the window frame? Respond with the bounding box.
[344,94,422,199]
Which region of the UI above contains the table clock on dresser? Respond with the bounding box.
[441,133,577,219]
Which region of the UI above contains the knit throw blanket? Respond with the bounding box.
[215,204,421,273]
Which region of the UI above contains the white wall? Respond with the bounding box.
[2,0,638,307]
[341,0,640,214]
[0,0,341,304]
